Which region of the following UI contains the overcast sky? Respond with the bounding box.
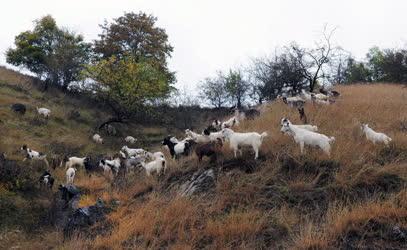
[1,0,407,93]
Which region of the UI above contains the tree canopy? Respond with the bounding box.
[6,15,91,89]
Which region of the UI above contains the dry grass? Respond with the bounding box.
[1,79,406,249]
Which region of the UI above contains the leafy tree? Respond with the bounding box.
[6,15,90,90]
[199,72,229,108]
[225,69,248,108]
[84,56,172,119]
[93,12,175,83]
[343,57,372,83]
[367,47,407,83]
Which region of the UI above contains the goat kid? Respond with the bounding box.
[92,134,104,144]
[36,107,51,118]
[39,171,54,189]
[66,167,76,184]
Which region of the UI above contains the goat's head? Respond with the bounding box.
[221,128,233,138]
[280,117,290,126]
[361,123,369,131]
[20,144,28,151]
[162,136,175,147]
[280,122,291,134]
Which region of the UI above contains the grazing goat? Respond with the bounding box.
[311,93,329,101]
[300,90,313,101]
[66,167,76,184]
[185,129,210,143]
[121,146,147,158]
[99,157,121,175]
[11,103,26,115]
[92,134,104,144]
[63,156,90,169]
[20,145,49,167]
[36,107,51,118]
[281,96,305,108]
[125,136,137,144]
[39,171,54,189]
[361,124,392,145]
[195,138,223,162]
[221,128,268,159]
[162,136,194,159]
[280,118,318,132]
[141,158,166,176]
[281,122,335,156]
[123,156,145,173]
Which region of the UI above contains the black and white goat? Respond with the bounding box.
[39,171,55,189]
[162,136,194,159]
[20,145,49,167]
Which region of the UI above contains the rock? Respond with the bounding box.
[63,198,111,238]
[179,168,216,197]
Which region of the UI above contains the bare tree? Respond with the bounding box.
[290,25,338,91]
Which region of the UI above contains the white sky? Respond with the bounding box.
[1,0,407,93]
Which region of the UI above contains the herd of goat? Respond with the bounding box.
[7,87,393,191]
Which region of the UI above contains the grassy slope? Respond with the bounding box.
[0,66,406,249]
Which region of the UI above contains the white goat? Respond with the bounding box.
[281,122,335,156]
[280,118,318,132]
[125,136,137,144]
[36,107,51,118]
[185,129,210,143]
[221,128,268,159]
[361,124,392,145]
[92,134,104,144]
[66,167,76,184]
[313,93,329,101]
[121,146,147,158]
[300,90,313,101]
[142,158,166,176]
[64,156,90,169]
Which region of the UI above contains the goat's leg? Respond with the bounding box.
[300,142,305,154]
[254,147,259,159]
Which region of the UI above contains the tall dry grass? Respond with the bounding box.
[1,81,406,249]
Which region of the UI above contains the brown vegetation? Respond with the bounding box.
[0,71,406,249]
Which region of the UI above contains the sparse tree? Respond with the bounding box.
[199,71,229,108]
[289,26,339,91]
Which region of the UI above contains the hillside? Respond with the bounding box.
[0,67,406,249]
